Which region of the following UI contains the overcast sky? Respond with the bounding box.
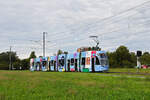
[0,0,150,58]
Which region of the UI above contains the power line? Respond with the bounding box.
[2,1,150,46]
[48,14,149,44]
[49,20,150,48]
[46,0,150,39]
[2,0,150,57]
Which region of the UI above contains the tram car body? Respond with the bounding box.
[96,51,109,71]
[66,53,79,72]
[41,57,49,71]
[79,51,109,72]
[35,57,42,71]
[49,56,55,71]
[50,56,58,71]
[58,54,67,72]
[30,50,109,72]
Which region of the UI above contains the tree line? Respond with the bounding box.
[0,51,36,70]
[107,46,150,68]
[0,45,150,70]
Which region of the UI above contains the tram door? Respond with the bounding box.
[92,58,95,72]
[75,59,78,71]
[54,61,56,71]
[49,61,51,71]
[67,60,70,72]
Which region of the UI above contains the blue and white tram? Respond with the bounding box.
[30,50,109,72]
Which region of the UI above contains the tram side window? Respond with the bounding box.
[71,58,74,65]
[51,60,54,66]
[36,62,41,68]
[42,61,47,66]
[61,59,64,66]
[81,57,85,65]
[96,56,100,65]
[59,60,61,63]
[59,60,61,66]
[100,53,106,58]
[36,62,40,66]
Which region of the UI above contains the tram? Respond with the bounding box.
[30,50,109,72]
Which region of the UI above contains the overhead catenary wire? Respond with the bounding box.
[48,11,150,43]
[2,0,150,58]
[3,0,150,45]
[13,19,150,57]
[46,0,150,39]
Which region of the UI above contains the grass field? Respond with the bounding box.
[109,68,150,74]
[0,69,150,100]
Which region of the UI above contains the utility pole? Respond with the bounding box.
[43,32,47,57]
[9,46,12,70]
[30,32,49,57]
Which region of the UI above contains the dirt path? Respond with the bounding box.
[96,72,149,78]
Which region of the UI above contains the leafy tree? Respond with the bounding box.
[140,52,150,65]
[57,49,63,55]
[0,51,19,70]
[23,51,36,70]
[107,46,136,68]
[115,46,132,68]
[130,52,137,67]
[13,59,21,70]
[20,59,29,70]
[64,51,68,54]
[107,52,118,68]
[19,51,36,70]
[29,51,36,59]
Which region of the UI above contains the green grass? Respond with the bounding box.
[109,68,150,74]
[0,69,150,100]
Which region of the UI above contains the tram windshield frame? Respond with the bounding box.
[98,53,109,66]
